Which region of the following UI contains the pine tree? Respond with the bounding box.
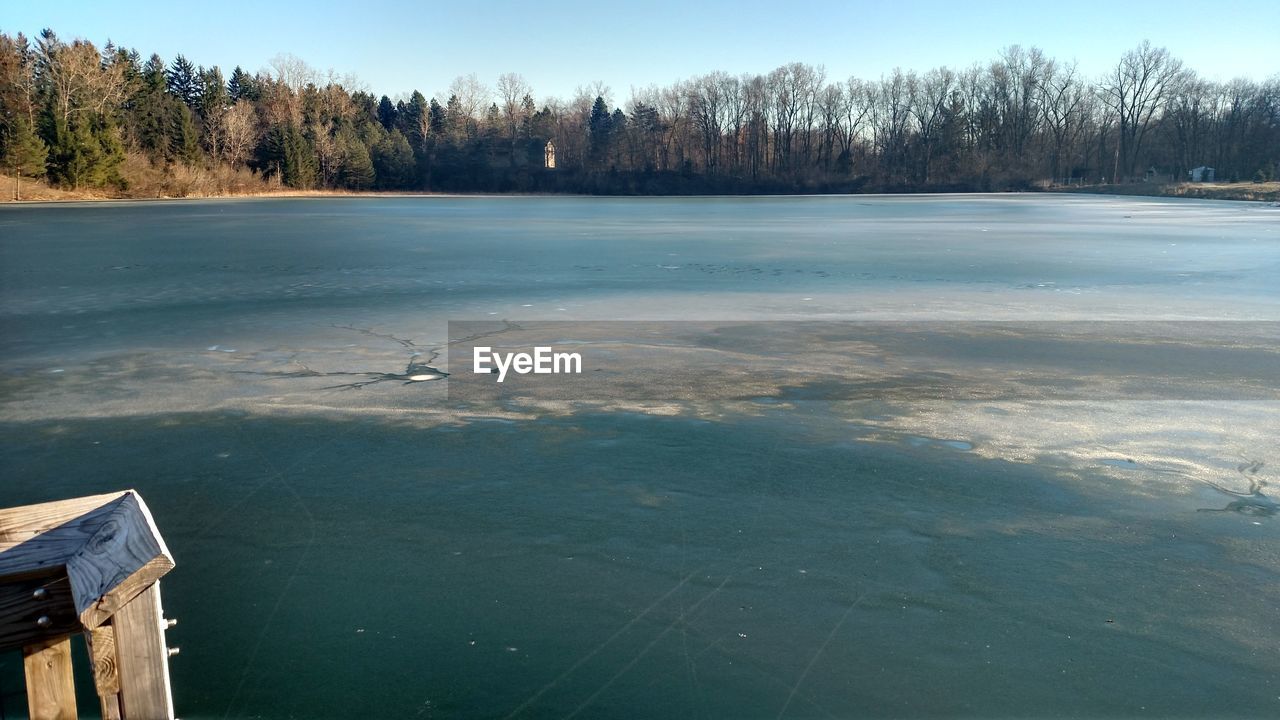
[336,127,374,189]
[170,102,200,166]
[285,130,316,188]
[609,108,627,169]
[377,96,396,130]
[519,94,536,139]
[46,111,124,189]
[372,129,414,188]
[350,91,378,124]
[142,54,166,90]
[227,66,258,102]
[2,112,48,179]
[428,99,446,134]
[261,124,317,189]
[107,45,141,88]
[399,90,428,146]
[131,56,174,162]
[197,67,227,119]
[166,55,199,107]
[588,96,612,168]
[94,115,126,187]
[444,95,465,143]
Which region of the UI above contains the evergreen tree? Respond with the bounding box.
[258,124,317,188]
[428,98,446,134]
[197,67,227,119]
[0,32,46,180]
[281,125,317,188]
[444,94,465,142]
[142,54,166,90]
[399,90,428,146]
[133,55,174,162]
[166,54,199,107]
[46,112,124,189]
[588,96,612,168]
[2,112,48,178]
[377,96,396,130]
[227,66,258,102]
[170,102,200,165]
[336,127,374,189]
[519,94,537,138]
[609,108,627,168]
[107,46,141,88]
[350,91,378,124]
[372,128,414,188]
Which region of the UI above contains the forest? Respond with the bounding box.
[1,28,1277,196]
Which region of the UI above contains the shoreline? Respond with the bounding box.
[1051,180,1279,203]
[2,174,1277,204]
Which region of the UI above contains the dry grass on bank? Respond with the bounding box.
[1058,181,1280,202]
[116,153,272,198]
[0,153,385,203]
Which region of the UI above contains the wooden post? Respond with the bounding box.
[88,623,124,720]
[1,491,177,720]
[113,582,175,720]
[23,635,77,720]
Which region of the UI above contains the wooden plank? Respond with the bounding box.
[70,493,174,628]
[0,570,78,652]
[0,491,174,627]
[88,623,123,720]
[113,582,174,720]
[0,492,127,576]
[23,634,78,720]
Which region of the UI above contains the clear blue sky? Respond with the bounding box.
[3,0,1277,104]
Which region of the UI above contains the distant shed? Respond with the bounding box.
[1189,166,1215,182]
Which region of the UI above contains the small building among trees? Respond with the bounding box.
[544,140,556,169]
[1189,166,1215,182]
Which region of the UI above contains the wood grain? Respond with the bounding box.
[0,490,175,629]
[0,570,78,652]
[114,582,175,720]
[23,634,78,720]
[0,491,128,575]
[89,623,123,720]
[71,493,174,628]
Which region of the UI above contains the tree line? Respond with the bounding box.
[1,29,1277,196]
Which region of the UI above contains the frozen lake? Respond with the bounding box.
[1,195,1278,718]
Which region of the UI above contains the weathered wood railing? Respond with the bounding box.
[1,491,177,720]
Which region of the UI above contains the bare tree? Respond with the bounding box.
[36,35,125,123]
[690,72,728,171]
[911,67,955,183]
[816,82,845,170]
[658,81,690,171]
[496,72,531,164]
[222,100,257,167]
[1099,41,1185,179]
[268,53,316,93]
[795,64,826,169]
[1038,60,1088,181]
[870,69,913,179]
[310,121,339,185]
[837,77,871,165]
[448,73,491,119]
[720,74,748,172]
